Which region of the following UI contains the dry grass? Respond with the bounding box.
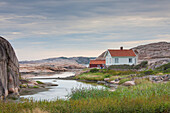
[22,108,49,113]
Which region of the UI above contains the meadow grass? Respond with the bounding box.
[0,79,169,113]
[75,69,137,81]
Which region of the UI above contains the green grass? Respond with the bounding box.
[33,86,39,88]
[0,80,169,113]
[118,78,132,85]
[36,81,44,84]
[75,69,138,81]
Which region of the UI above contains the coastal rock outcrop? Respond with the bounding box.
[97,42,170,69]
[132,42,170,69]
[0,37,20,99]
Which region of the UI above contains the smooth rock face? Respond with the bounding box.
[132,42,170,69]
[123,81,135,86]
[0,37,20,99]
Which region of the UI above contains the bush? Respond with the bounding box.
[90,68,99,73]
[104,74,112,78]
[142,70,155,75]
[108,65,133,70]
[156,63,170,73]
[134,61,148,69]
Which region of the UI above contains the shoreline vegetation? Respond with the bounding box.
[1,78,169,113]
[2,62,170,113]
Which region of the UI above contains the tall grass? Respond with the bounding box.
[0,80,169,113]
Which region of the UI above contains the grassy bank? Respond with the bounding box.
[0,79,169,113]
[75,67,170,82]
[75,69,138,81]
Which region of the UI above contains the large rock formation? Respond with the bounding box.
[132,42,170,69]
[0,37,19,99]
[96,42,170,69]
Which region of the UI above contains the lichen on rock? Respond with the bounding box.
[0,36,20,99]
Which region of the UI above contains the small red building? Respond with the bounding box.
[89,60,106,68]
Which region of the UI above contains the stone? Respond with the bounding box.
[97,81,106,84]
[123,81,135,86]
[109,87,116,92]
[115,79,119,81]
[27,84,37,88]
[163,75,170,81]
[30,80,38,85]
[104,78,110,81]
[20,84,27,88]
[0,37,20,99]
[110,80,119,84]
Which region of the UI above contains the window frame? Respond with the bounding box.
[115,58,119,63]
[129,58,132,63]
[110,58,112,64]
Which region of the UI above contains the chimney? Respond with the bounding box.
[120,46,123,50]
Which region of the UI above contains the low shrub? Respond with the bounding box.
[133,61,148,69]
[108,61,148,70]
[104,74,112,78]
[156,63,170,73]
[108,65,133,70]
[142,70,155,75]
[90,68,99,73]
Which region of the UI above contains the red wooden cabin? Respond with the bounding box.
[89,60,106,69]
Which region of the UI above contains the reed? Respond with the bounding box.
[0,80,169,113]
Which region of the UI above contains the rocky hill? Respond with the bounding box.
[0,37,20,99]
[20,57,96,74]
[132,42,170,69]
[96,42,170,69]
[20,57,96,64]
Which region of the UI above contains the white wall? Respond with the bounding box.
[111,57,136,65]
[105,51,112,66]
[105,51,137,66]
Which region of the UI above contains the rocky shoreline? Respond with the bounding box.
[19,79,58,96]
[74,74,170,89]
[19,69,170,98]
[19,70,82,96]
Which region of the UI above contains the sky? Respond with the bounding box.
[0,0,170,61]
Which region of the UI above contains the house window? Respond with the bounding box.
[110,58,112,64]
[129,58,132,63]
[115,58,119,63]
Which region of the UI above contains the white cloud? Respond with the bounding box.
[1,0,170,60]
[100,38,170,49]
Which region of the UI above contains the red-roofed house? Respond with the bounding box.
[104,47,137,67]
[89,60,106,68]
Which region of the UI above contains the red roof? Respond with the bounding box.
[108,49,136,57]
[89,60,105,64]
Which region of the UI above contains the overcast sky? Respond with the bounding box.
[0,0,170,60]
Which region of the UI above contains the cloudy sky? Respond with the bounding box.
[0,0,170,60]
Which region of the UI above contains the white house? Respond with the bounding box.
[104,47,137,67]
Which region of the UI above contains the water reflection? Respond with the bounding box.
[21,78,104,101]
